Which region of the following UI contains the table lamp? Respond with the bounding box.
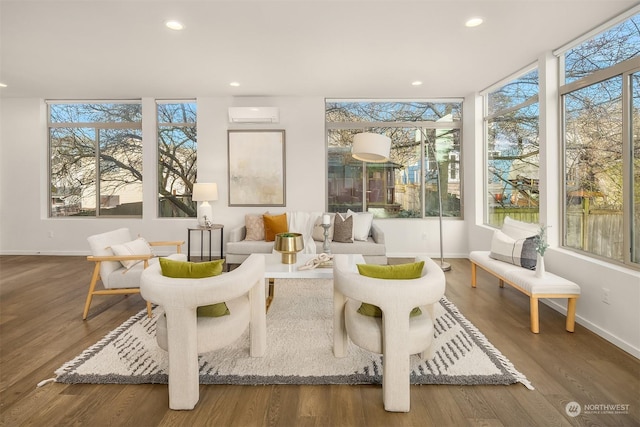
[192,183,218,226]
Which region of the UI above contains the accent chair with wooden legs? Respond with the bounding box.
[84,228,185,320]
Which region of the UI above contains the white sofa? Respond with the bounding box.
[225,212,387,266]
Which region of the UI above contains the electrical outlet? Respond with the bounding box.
[602,288,611,305]
[421,233,428,240]
[48,231,54,238]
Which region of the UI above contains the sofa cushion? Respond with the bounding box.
[263,213,288,242]
[244,214,265,241]
[110,237,152,269]
[312,214,334,242]
[355,261,424,317]
[333,213,353,243]
[159,258,229,317]
[347,209,374,241]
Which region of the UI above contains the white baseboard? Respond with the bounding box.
[542,298,640,359]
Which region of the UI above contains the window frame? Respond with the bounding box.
[559,57,640,268]
[47,100,143,218]
[156,99,198,218]
[325,99,463,219]
[481,65,540,228]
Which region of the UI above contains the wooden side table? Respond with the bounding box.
[187,225,224,262]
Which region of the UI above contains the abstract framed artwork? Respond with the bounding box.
[228,129,286,206]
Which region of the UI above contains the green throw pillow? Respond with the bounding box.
[356,261,425,318]
[159,258,229,317]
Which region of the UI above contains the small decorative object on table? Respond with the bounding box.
[534,224,549,278]
[298,253,334,270]
[321,213,332,255]
[274,232,304,264]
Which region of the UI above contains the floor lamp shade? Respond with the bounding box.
[192,183,218,226]
[352,132,391,163]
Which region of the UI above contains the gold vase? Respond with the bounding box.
[274,232,304,264]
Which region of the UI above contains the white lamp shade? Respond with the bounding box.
[192,183,218,201]
[352,133,391,163]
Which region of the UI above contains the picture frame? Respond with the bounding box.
[228,129,286,206]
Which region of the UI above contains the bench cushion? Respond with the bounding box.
[503,269,581,295]
[470,251,580,296]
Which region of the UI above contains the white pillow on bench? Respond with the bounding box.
[489,216,539,270]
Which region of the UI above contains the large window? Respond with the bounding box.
[326,101,462,219]
[48,102,143,217]
[483,68,539,228]
[157,101,197,218]
[560,13,640,267]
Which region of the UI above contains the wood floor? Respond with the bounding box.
[1,255,638,427]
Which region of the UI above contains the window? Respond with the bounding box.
[326,100,462,219]
[483,68,540,228]
[48,102,143,217]
[157,101,197,217]
[560,13,640,267]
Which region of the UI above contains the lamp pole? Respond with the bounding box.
[421,129,451,272]
[430,139,451,271]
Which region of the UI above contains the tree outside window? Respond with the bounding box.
[484,69,540,228]
[157,101,197,218]
[560,13,640,267]
[326,101,462,219]
[49,102,143,217]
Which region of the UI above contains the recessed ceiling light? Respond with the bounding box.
[0,83,7,88]
[230,82,240,87]
[412,81,423,86]
[165,20,184,31]
[465,17,483,27]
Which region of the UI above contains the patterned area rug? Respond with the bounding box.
[54,279,533,389]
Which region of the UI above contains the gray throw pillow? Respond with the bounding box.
[333,213,353,243]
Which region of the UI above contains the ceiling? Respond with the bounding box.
[1,0,638,100]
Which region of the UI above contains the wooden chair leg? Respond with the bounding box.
[83,263,101,320]
[471,263,477,288]
[146,301,153,318]
[566,298,577,332]
[529,296,540,333]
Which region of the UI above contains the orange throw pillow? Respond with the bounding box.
[263,213,288,242]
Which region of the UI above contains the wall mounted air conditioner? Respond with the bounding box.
[228,107,279,123]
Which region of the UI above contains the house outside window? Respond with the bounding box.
[157,101,197,218]
[48,101,143,217]
[326,100,462,219]
[559,13,640,267]
[483,68,540,228]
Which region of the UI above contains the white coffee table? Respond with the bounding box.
[247,253,366,310]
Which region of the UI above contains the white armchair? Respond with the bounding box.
[140,254,267,410]
[333,255,446,412]
[84,228,185,319]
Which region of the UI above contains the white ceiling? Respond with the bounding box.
[1,0,638,99]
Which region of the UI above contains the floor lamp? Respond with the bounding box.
[422,130,451,272]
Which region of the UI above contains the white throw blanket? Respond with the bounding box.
[287,211,319,254]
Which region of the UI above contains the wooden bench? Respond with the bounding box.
[469,251,580,333]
